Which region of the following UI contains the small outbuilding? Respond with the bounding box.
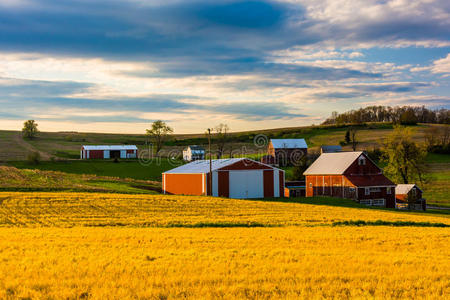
[320,145,342,154]
[163,158,285,198]
[395,184,426,210]
[303,151,396,208]
[284,181,306,197]
[183,145,205,161]
[80,145,138,159]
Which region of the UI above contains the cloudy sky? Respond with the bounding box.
[0,0,449,133]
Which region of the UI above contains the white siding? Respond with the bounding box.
[212,171,219,197]
[274,170,280,197]
[104,150,110,159]
[229,170,264,199]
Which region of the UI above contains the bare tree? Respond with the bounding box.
[146,120,173,154]
[215,123,229,159]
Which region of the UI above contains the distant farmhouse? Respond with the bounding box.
[304,151,396,208]
[81,145,138,159]
[320,145,342,154]
[183,145,205,161]
[396,184,426,210]
[163,158,285,199]
[262,138,308,166]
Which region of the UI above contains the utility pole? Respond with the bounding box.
[208,128,212,196]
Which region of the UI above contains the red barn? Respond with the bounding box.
[80,145,138,159]
[162,158,285,198]
[303,151,396,208]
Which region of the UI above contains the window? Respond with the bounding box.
[369,187,381,193]
[387,187,391,194]
[309,183,312,187]
[365,188,370,195]
[372,199,385,206]
[358,156,366,166]
[360,199,371,206]
[412,188,417,197]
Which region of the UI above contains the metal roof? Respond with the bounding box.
[270,139,308,149]
[82,145,138,150]
[321,145,342,153]
[303,151,365,175]
[396,184,422,194]
[187,145,205,151]
[164,158,278,174]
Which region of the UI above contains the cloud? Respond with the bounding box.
[209,102,308,120]
[431,53,450,75]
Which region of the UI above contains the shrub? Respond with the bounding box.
[27,152,41,165]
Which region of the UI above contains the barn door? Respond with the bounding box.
[229,171,264,199]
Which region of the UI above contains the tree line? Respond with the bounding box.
[323,106,450,125]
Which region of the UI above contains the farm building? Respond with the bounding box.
[80,145,138,159]
[261,139,308,166]
[395,184,426,210]
[303,151,396,208]
[162,158,285,199]
[183,145,205,161]
[320,145,342,153]
[284,181,306,197]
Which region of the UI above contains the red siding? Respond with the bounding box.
[220,159,271,170]
[344,154,381,176]
[263,170,274,198]
[218,171,229,197]
[89,150,104,159]
[279,170,284,197]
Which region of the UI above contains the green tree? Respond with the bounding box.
[349,127,357,151]
[146,120,173,154]
[345,130,351,144]
[22,120,39,139]
[381,126,427,185]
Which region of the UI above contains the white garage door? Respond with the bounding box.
[229,170,264,199]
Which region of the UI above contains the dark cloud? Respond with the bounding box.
[0,77,94,97]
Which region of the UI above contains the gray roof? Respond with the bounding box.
[396,184,422,194]
[82,145,138,150]
[321,145,342,153]
[270,139,308,149]
[164,158,278,174]
[187,145,205,151]
[303,151,364,175]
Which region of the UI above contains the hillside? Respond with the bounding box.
[0,123,442,161]
[0,166,160,194]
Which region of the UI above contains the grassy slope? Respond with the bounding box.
[9,159,177,181]
[0,166,161,194]
[2,123,448,206]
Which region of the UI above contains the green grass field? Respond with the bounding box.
[9,159,178,181]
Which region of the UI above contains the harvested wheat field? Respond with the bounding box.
[0,192,449,299]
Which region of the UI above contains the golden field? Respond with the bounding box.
[0,227,449,299]
[0,192,449,227]
[0,192,449,299]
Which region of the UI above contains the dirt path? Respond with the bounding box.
[13,133,53,161]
